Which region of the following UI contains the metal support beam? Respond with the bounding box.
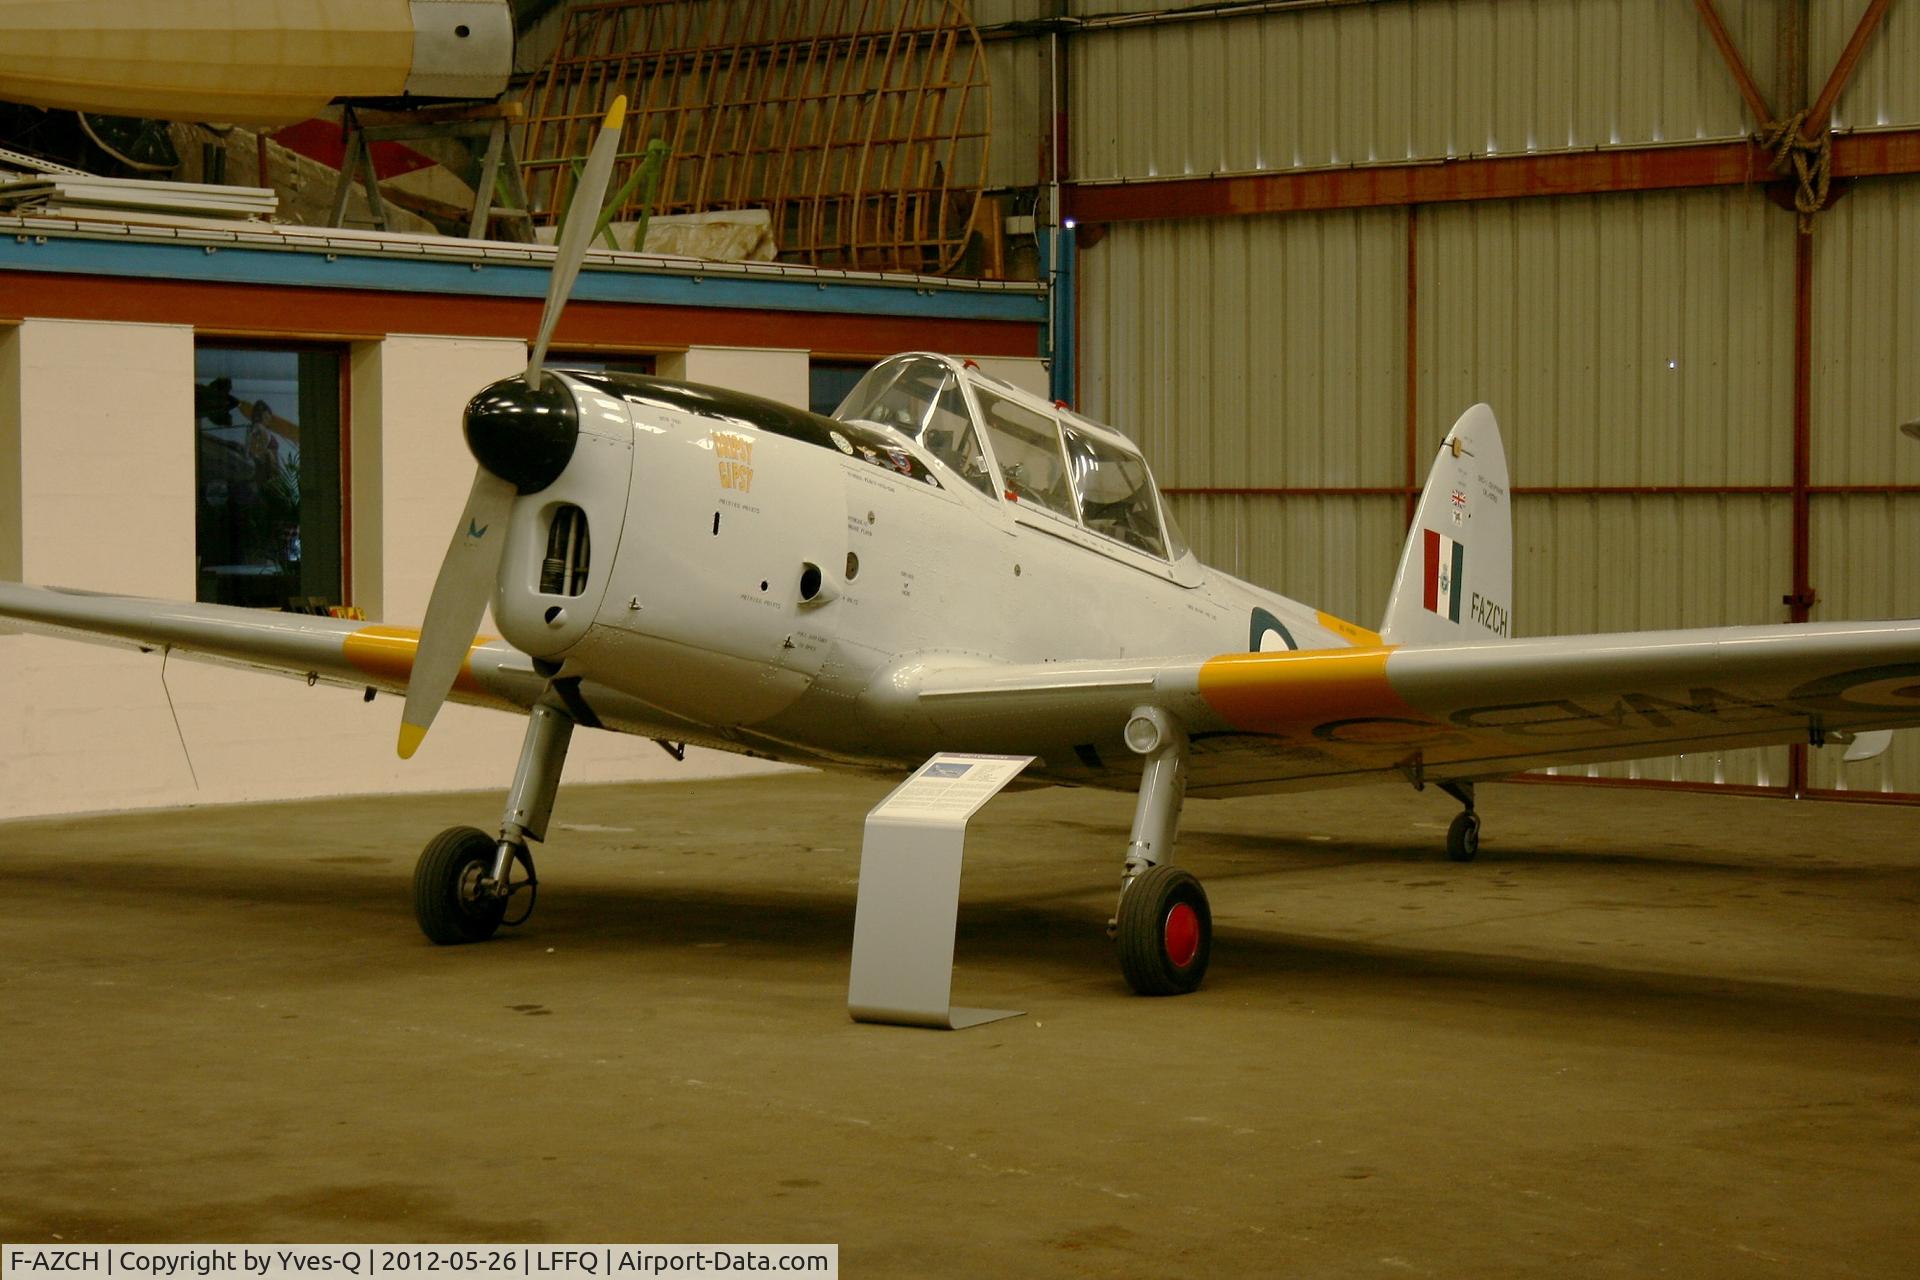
[1789,228,1815,629]
[1804,0,1892,138]
[1046,225,1078,404]
[1695,0,1775,126]
[1161,483,1920,498]
[1777,0,1810,120]
[1402,206,1418,529]
[1785,219,1818,799]
[1063,130,1920,224]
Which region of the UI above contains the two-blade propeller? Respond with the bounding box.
[396,96,629,759]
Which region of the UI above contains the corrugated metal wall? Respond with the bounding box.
[1417,189,1794,785]
[1032,0,1920,798]
[1058,3,1919,798]
[970,0,1049,190]
[1078,207,1406,626]
[1069,0,1779,183]
[977,0,1920,190]
[1816,0,1920,131]
[1414,190,1795,477]
[1807,173,1920,793]
[1081,209,1405,485]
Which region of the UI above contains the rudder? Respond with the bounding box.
[1379,404,1512,646]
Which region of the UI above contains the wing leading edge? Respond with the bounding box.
[0,581,541,715]
[910,621,1920,795]
[8,582,1918,794]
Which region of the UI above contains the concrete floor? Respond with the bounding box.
[3,771,1917,1277]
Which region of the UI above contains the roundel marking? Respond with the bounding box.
[1788,663,1920,712]
[1250,607,1297,653]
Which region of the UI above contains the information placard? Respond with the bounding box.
[868,753,1034,824]
[848,753,1034,1029]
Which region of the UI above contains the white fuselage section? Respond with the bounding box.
[489,367,1350,784]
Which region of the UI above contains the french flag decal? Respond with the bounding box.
[1423,529,1464,622]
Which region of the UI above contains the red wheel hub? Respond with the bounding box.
[1163,901,1201,969]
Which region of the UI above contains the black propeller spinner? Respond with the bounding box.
[463,375,581,495]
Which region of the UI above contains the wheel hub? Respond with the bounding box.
[457,861,486,902]
[1163,901,1201,968]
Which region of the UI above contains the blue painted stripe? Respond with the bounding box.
[0,233,1047,323]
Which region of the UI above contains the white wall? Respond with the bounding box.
[1,319,206,813]
[659,346,809,408]
[0,326,791,819]
[965,355,1048,400]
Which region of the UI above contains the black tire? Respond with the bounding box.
[1446,811,1481,862]
[1116,864,1212,996]
[414,826,508,945]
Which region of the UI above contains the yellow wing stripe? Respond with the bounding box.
[343,625,489,695]
[1198,646,1429,737]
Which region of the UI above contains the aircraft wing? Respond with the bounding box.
[0,581,543,715]
[907,621,1920,796]
[8,582,1918,795]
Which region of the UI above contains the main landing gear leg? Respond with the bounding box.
[414,703,576,944]
[1440,780,1480,862]
[1110,706,1211,996]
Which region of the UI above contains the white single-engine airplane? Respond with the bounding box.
[5,103,1920,995]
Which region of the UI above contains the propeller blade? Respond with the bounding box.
[526,94,628,385]
[397,469,518,758]
[399,95,624,759]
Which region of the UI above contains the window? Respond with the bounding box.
[809,360,869,417]
[973,388,1076,520]
[193,345,344,609]
[1061,424,1168,558]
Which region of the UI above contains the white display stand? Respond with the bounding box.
[847,753,1034,1029]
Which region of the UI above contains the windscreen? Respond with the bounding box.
[834,356,994,496]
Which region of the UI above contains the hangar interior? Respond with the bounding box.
[2,0,1917,815]
[1,0,1918,1273]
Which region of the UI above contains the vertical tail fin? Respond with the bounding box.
[1379,404,1511,646]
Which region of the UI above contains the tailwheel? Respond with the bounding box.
[1116,864,1212,996]
[1446,811,1481,862]
[414,826,510,944]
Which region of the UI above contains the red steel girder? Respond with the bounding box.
[1064,130,1920,223]
[1694,0,1774,127]
[1805,0,1893,138]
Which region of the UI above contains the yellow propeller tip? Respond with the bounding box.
[605,95,628,133]
[397,723,427,760]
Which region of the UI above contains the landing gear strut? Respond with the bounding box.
[1440,780,1480,862]
[1111,706,1211,995]
[414,702,575,944]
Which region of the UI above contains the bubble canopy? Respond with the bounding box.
[834,354,1188,562]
